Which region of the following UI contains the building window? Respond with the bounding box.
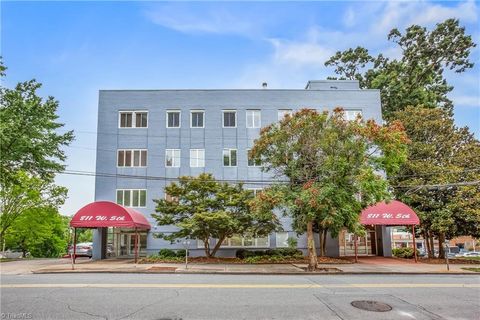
[190,149,205,167]
[247,188,263,197]
[167,111,181,128]
[247,149,261,167]
[119,111,148,128]
[117,149,147,167]
[223,148,237,167]
[191,110,204,128]
[223,110,236,128]
[246,110,261,128]
[278,109,293,121]
[165,149,181,167]
[344,110,362,121]
[116,189,147,207]
[222,234,270,247]
[275,232,289,248]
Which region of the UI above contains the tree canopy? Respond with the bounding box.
[250,109,408,269]
[152,173,280,257]
[0,60,73,245]
[5,206,69,258]
[390,106,480,258]
[325,19,476,119]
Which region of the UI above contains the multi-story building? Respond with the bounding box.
[92,80,392,259]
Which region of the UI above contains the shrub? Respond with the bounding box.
[253,250,265,256]
[287,237,298,249]
[236,249,248,259]
[392,247,418,259]
[158,249,177,258]
[275,248,303,257]
[176,249,187,257]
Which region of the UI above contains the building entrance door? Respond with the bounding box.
[339,229,377,256]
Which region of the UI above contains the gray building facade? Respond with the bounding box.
[92,80,392,259]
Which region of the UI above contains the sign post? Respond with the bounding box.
[444,243,450,271]
[182,239,191,269]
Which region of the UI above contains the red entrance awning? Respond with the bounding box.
[360,200,419,226]
[70,201,151,229]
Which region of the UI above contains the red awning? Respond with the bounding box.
[70,201,151,229]
[360,200,420,226]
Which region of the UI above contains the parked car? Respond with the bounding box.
[68,242,93,258]
[461,252,480,257]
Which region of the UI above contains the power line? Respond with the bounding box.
[64,144,480,179]
[58,169,480,189]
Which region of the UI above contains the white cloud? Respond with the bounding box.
[144,4,257,36]
[450,95,480,108]
[343,7,356,28]
[376,0,478,33]
[269,38,334,68]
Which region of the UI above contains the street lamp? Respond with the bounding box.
[182,239,191,269]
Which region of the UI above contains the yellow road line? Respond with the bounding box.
[1,283,479,289]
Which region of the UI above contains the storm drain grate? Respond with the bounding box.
[351,300,392,312]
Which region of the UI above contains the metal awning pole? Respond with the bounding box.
[73,228,77,266]
[134,227,138,264]
[412,225,418,263]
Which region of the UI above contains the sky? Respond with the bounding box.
[2,1,479,216]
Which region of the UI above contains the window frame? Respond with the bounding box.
[166,110,181,128]
[116,189,147,208]
[275,232,289,248]
[190,110,205,128]
[277,109,293,121]
[246,110,261,128]
[117,149,148,168]
[165,149,181,168]
[189,148,205,168]
[344,110,363,121]
[222,110,237,128]
[247,149,261,167]
[118,111,149,128]
[223,148,237,167]
[221,235,270,248]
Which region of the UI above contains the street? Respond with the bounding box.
[1,273,479,320]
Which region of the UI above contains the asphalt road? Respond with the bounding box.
[1,273,479,320]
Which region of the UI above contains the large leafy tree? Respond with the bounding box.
[4,206,69,257]
[0,171,67,240]
[250,109,408,270]
[391,107,480,258]
[325,19,476,119]
[0,60,73,244]
[152,173,280,257]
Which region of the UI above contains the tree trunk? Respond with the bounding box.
[438,233,446,259]
[318,229,325,257]
[210,236,226,257]
[424,230,431,258]
[429,233,435,258]
[204,238,211,258]
[322,230,327,256]
[306,220,318,271]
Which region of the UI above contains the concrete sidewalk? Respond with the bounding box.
[2,257,477,275]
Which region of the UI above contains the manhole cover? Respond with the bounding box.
[351,300,392,312]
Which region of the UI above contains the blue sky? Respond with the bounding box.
[2,1,479,216]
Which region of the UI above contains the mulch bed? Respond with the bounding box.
[139,256,352,265]
[419,258,480,265]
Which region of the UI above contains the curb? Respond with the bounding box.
[30,270,479,275]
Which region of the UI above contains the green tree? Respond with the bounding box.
[391,106,480,258]
[152,173,280,257]
[5,206,69,257]
[250,109,408,270]
[0,60,73,243]
[325,19,476,119]
[0,170,67,241]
